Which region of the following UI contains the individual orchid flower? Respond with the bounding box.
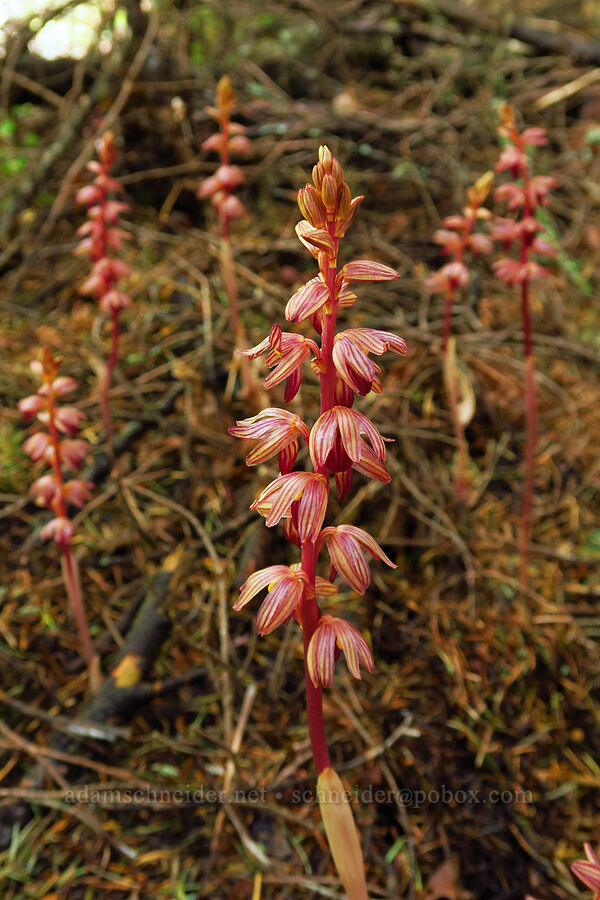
[251,471,328,542]
[234,565,308,635]
[309,405,388,472]
[572,843,600,897]
[307,615,374,688]
[332,328,408,395]
[318,524,396,593]
[228,408,310,473]
[239,325,319,401]
[285,275,330,323]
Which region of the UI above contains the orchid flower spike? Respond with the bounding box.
[229,144,405,899]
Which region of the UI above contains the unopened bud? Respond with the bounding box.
[216,75,235,111]
[331,157,343,186]
[467,170,494,208]
[312,164,323,191]
[321,174,338,212]
[337,195,363,237]
[498,101,515,133]
[319,145,333,173]
[299,185,327,228]
[335,183,352,220]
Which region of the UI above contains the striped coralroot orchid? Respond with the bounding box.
[199,75,258,406]
[230,145,404,898]
[572,843,600,896]
[425,171,494,352]
[425,171,493,501]
[491,104,557,588]
[75,130,132,440]
[19,348,101,690]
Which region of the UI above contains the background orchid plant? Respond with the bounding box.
[75,130,132,440]
[491,103,556,588]
[229,145,406,898]
[19,348,100,689]
[425,171,493,500]
[199,75,259,405]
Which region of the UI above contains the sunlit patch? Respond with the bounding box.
[0,0,127,61]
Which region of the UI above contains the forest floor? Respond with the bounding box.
[1,1,600,898]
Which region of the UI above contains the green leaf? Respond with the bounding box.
[0,118,16,138]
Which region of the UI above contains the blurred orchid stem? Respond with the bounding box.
[220,232,256,406]
[61,545,101,690]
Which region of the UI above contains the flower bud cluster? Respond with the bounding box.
[230,146,406,691]
[75,131,132,315]
[198,76,251,227]
[491,103,557,286]
[19,349,93,548]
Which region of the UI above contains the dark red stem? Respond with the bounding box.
[299,224,339,775]
[99,308,120,439]
[442,286,455,355]
[301,540,330,773]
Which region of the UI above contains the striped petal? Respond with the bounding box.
[351,410,387,461]
[315,577,338,597]
[338,524,396,568]
[295,220,335,257]
[352,442,391,484]
[284,367,303,403]
[264,343,311,390]
[296,474,328,542]
[332,335,377,395]
[251,472,322,530]
[335,407,362,463]
[347,328,408,356]
[264,473,310,526]
[229,408,296,439]
[341,260,399,282]
[255,576,305,635]
[307,615,373,687]
[309,408,338,468]
[285,277,329,322]
[246,428,298,466]
[235,565,291,610]
[237,335,271,358]
[571,860,600,893]
[325,531,370,593]
[307,618,337,687]
[332,618,374,681]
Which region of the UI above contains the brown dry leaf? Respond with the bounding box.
[423,855,471,900]
[443,339,476,427]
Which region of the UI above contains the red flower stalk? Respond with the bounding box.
[75,130,132,440]
[491,104,557,588]
[199,75,259,406]
[572,843,600,897]
[229,145,406,898]
[19,348,101,690]
[425,171,493,500]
